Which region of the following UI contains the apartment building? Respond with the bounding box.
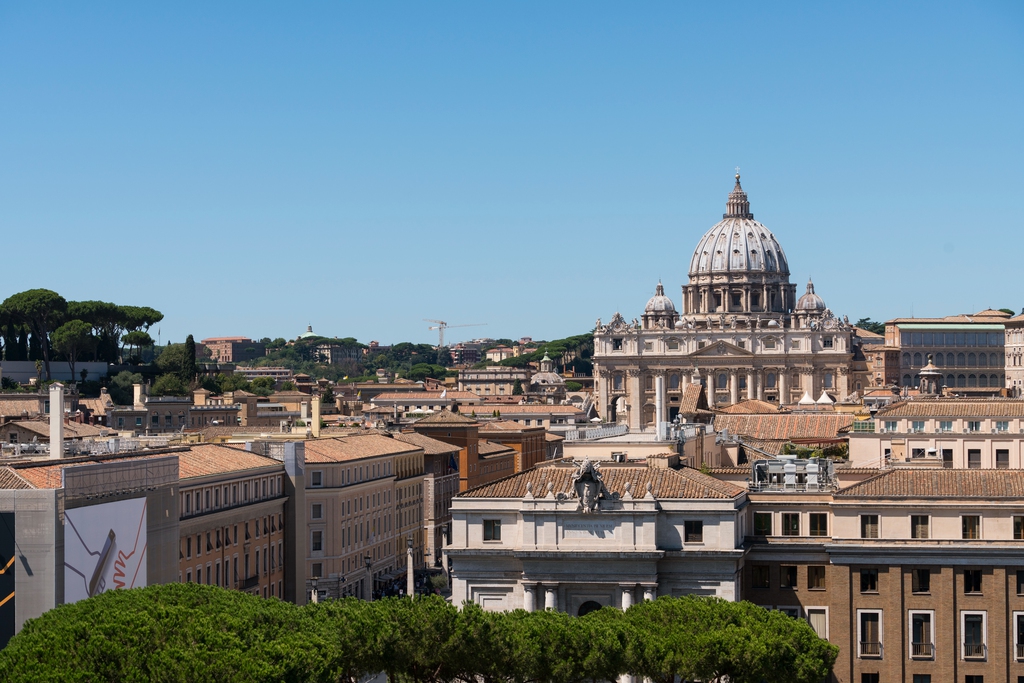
[199,337,266,363]
[457,367,531,397]
[393,431,460,568]
[177,444,297,601]
[849,399,1024,469]
[302,434,425,600]
[478,420,547,472]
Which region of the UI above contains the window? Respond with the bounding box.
[997,420,1009,432]
[823,337,834,349]
[964,569,982,594]
[806,608,827,638]
[861,515,879,539]
[912,676,930,683]
[965,677,984,683]
[910,611,934,658]
[967,449,981,469]
[781,565,797,588]
[792,340,801,350]
[311,503,323,520]
[1017,570,1024,596]
[311,562,322,578]
[809,513,828,537]
[997,449,1009,469]
[752,565,770,588]
[311,530,323,552]
[861,568,878,593]
[911,515,929,539]
[1018,517,1024,541]
[764,339,776,350]
[912,569,931,594]
[912,420,925,432]
[967,420,981,432]
[807,565,826,590]
[612,338,623,351]
[311,471,323,487]
[858,610,882,657]
[186,536,192,559]
[781,513,800,536]
[884,421,898,432]
[962,515,981,540]
[753,512,772,536]
[962,611,986,659]
[684,520,704,543]
[483,519,501,541]
[939,420,953,432]
[862,675,879,683]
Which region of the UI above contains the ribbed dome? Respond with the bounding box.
[795,278,826,311]
[645,282,676,314]
[688,174,790,279]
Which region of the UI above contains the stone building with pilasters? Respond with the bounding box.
[593,175,854,424]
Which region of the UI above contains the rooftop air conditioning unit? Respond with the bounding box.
[963,428,970,434]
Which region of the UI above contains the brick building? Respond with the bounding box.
[199,337,266,363]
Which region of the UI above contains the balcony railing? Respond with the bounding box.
[1016,643,1024,661]
[859,641,881,657]
[241,575,260,590]
[911,642,934,658]
[963,643,986,659]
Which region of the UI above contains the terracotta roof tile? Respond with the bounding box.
[477,440,515,457]
[717,400,780,415]
[679,384,709,415]
[460,464,743,500]
[414,410,478,425]
[478,420,543,432]
[714,414,853,440]
[392,432,460,455]
[875,399,1024,419]
[0,468,31,489]
[304,434,420,463]
[13,453,179,489]
[837,469,1024,498]
[179,444,281,480]
[372,391,479,401]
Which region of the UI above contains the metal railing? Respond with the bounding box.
[1016,643,1024,660]
[963,643,986,659]
[911,642,934,658]
[563,424,628,441]
[859,641,881,657]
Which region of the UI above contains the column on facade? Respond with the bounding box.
[779,369,788,403]
[729,370,739,405]
[627,370,642,431]
[681,370,691,391]
[642,585,657,601]
[838,367,849,399]
[544,586,558,611]
[801,368,814,397]
[523,583,536,612]
[756,370,765,401]
[746,370,755,401]
[654,372,665,427]
[621,585,634,610]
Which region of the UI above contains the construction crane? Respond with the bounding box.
[424,319,487,348]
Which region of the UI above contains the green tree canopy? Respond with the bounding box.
[151,373,187,397]
[250,376,274,396]
[183,335,197,385]
[0,289,68,380]
[51,320,96,380]
[853,318,885,335]
[108,371,144,405]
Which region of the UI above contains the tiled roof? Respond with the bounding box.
[414,410,478,425]
[875,399,1024,418]
[717,399,780,415]
[739,438,788,456]
[544,432,564,442]
[79,397,115,415]
[679,384,709,415]
[714,414,853,440]
[477,440,515,457]
[0,399,41,417]
[852,327,884,339]
[478,420,542,432]
[837,469,1024,498]
[12,453,178,490]
[392,432,460,455]
[460,464,743,500]
[372,391,479,402]
[0,468,30,489]
[474,404,584,414]
[179,444,281,480]
[304,434,420,463]
[6,420,111,439]
[887,315,1008,324]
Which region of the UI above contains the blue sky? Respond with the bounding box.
[2,2,1022,346]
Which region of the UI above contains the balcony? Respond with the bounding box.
[1017,643,1024,661]
[911,642,934,658]
[963,643,986,659]
[241,575,260,590]
[859,641,882,658]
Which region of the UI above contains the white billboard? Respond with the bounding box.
[64,497,147,604]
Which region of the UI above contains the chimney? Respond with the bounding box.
[133,383,146,409]
[49,383,64,460]
[311,396,321,438]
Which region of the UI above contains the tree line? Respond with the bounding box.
[0,584,837,683]
[0,289,163,380]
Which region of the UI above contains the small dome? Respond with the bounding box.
[796,279,826,311]
[645,282,676,314]
[299,324,317,339]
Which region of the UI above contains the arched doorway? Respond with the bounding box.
[578,600,603,617]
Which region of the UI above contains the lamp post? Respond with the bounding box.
[364,554,373,602]
[406,536,415,598]
[310,576,319,604]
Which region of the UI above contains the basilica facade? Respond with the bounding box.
[593,175,854,427]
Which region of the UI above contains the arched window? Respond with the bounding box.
[957,374,966,387]
[766,372,777,388]
[968,374,977,387]
[902,374,912,386]
[934,354,943,367]
[947,353,955,366]
[902,353,911,367]
[991,353,999,366]
[979,374,988,387]
[957,353,966,367]
[946,374,955,387]
[978,353,988,367]
[718,373,729,389]
[968,353,977,366]
[613,374,623,391]
[824,372,834,388]
[913,352,922,366]
[669,374,680,389]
